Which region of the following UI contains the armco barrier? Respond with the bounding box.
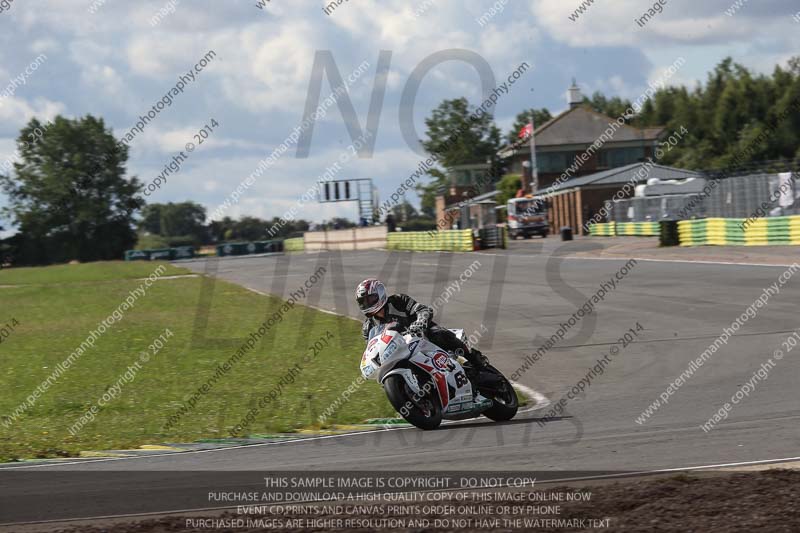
[678,216,800,246]
[387,229,474,252]
[125,246,195,261]
[284,237,304,252]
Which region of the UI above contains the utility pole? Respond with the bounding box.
[529,111,538,194]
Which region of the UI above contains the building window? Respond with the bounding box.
[537,151,580,173]
[599,147,645,168]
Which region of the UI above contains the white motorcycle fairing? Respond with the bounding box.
[360,324,492,420]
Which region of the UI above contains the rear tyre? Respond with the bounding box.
[384,374,442,430]
[480,366,519,421]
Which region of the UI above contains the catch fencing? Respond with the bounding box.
[609,172,800,223]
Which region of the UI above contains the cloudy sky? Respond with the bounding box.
[1,0,799,234]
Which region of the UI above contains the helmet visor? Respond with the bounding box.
[357,293,380,312]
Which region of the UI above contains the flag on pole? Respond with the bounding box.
[518,123,533,139]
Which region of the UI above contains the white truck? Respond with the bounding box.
[507,196,549,239]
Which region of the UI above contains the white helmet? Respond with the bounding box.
[355,278,387,316]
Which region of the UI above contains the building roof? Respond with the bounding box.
[499,106,666,155]
[444,189,500,210]
[644,178,708,196]
[541,162,704,194]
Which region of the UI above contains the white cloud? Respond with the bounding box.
[0,97,65,131]
[532,0,800,48]
[128,125,265,156]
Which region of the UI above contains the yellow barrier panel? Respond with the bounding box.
[588,222,616,236]
[387,229,474,252]
[284,237,304,252]
[678,216,800,246]
[590,221,658,237]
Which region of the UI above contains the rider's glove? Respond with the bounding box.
[406,324,424,338]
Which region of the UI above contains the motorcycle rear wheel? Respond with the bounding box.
[384,374,442,430]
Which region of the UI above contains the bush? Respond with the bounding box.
[399,218,438,232]
[135,233,170,250]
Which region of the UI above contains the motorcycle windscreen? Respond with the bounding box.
[367,324,383,340]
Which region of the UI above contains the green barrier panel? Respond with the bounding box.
[125,247,197,261]
[387,229,473,251]
[678,216,800,246]
[284,237,305,252]
[215,240,285,256]
[125,249,151,261]
[148,248,174,261]
[259,240,284,253]
[173,246,195,259]
[216,243,250,256]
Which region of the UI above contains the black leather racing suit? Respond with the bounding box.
[361,294,486,368]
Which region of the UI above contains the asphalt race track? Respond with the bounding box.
[2,239,799,526]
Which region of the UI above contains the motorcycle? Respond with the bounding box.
[360,321,518,430]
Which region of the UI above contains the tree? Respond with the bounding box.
[583,92,633,121]
[495,174,523,207]
[138,202,207,245]
[209,216,236,242]
[422,98,502,168]
[391,200,419,222]
[232,216,267,241]
[139,204,164,235]
[160,202,206,242]
[625,56,800,171]
[417,97,502,218]
[0,115,143,264]
[507,108,552,144]
[328,217,356,230]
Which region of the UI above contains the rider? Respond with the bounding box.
[355,278,489,371]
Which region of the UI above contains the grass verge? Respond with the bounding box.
[0,261,392,462]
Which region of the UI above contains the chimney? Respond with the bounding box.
[567,78,582,109]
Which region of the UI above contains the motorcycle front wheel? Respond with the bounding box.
[384,374,442,430]
[480,365,519,422]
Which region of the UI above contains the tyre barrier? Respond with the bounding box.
[216,240,284,256]
[678,216,800,246]
[660,220,680,247]
[124,246,195,261]
[477,225,507,249]
[588,222,659,237]
[387,229,474,252]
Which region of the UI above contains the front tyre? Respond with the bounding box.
[480,366,519,421]
[384,374,442,430]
